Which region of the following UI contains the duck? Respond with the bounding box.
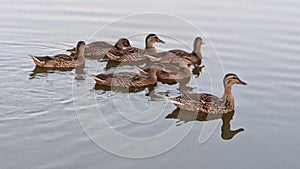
[91,64,165,89]
[147,37,205,67]
[166,73,247,114]
[140,59,191,85]
[168,37,205,66]
[105,34,165,63]
[66,38,131,59]
[29,41,87,69]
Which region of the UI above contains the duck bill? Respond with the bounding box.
[238,79,247,85]
[156,38,165,44]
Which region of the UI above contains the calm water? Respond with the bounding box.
[1,0,300,168]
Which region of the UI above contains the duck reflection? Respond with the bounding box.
[94,84,159,100]
[166,109,244,140]
[29,66,71,79]
[104,60,121,70]
[94,83,148,93]
[29,66,84,80]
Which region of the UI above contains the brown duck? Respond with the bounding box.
[105,34,165,63]
[148,37,205,67]
[66,38,131,59]
[29,41,87,69]
[166,73,247,114]
[91,64,165,89]
[140,59,191,85]
[169,37,204,66]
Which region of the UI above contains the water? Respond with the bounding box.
[1,0,300,168]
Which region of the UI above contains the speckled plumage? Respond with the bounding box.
[92,65,164,89]
[106,47,148,62]
[157,61,191,84]
[30,41,87,69]
[143,61,191,85]
[168,37,204,66]
[105,34,165,63]
[67,38,131,59]
[167,73,247,114]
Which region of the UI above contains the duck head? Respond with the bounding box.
[76,41,87,50]
[192,37,205,57]
[223,73,247,87]
[145,33,165,49]
[74,41,88,58]
[114,38,131,49]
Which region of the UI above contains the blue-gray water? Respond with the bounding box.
[1,0,300,168]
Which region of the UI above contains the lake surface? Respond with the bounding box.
[1,0,300,168]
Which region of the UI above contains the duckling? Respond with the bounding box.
[144,51,192,66]
[105,34,165,63]
[91,64,165,89]
[141,59,191,85]
[166,73,247,114]
[143,37,204,67]
[144,33,165,53]
[156,60,191,85]
[29,41,87,69]
[168,37,204,66]
[67,38,131,59]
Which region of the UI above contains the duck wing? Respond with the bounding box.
[94,72,142,88]
[30,54,74,68]
[169,49,190,58]
[88,41,113,48]
[95,73,114,80]
[107,47,148,62]
[54,54,73,60]
[185,93,226,113]
[155,52,192,66]
[87,41,114,57]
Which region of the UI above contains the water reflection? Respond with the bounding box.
[94,84,161,100]
[94,84,148,93]
[104,60,122,70]
[74,66,87,80]
[29,67,72,79]
[166,109,244,140]
[29,66,85,80]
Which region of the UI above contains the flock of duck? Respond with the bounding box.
[29,33,247,114]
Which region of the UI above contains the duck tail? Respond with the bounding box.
[106,53,119,61]
[165,97,184,105]
[90,75,104,83]
[28,54,44,66]
[134,66,148,75]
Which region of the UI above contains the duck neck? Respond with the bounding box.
[222,85,234,102]
[75,49,85,64]
[192,44,202,59]
[145,41,156,53]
